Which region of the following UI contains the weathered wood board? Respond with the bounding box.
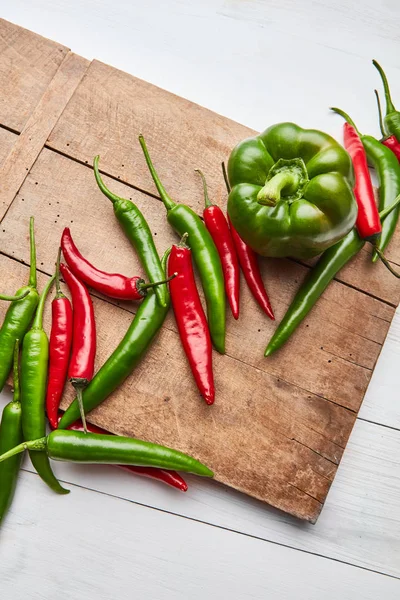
[0,19,399,522]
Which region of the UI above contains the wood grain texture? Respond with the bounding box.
[46,58,400,298]
[0,127,18,167]
[0,149,393,410]
[0,146,396,521]
[0,19,68,132]
[0,51,89,220]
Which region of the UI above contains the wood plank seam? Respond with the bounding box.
[14,460,400,581]
[0,51,90,221]
[38,145,400,309]
[0,247,376,413]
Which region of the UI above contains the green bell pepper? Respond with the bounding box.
[227,122,357,259]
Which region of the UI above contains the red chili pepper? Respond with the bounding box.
[60,263,96,432]
[46,249,73,430]
[65,417,188,491]
[375,89,400,163]
[61,228,173,301]
[168,235,215,405]
[228,217,275,320]
[342,122,381,241]
[195,170,240,320]
[221,162,274,320]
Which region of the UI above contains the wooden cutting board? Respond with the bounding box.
[0,19,398,523]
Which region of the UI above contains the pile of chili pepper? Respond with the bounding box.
[1,57,400,527]
[0,214,214,526]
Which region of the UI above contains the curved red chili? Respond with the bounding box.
[46,249,73,430]
[168,235,215,405]
[60,263,96,432]
[342,122,381,241]
[196,169,240,320]
[67,418,188,491]
[221,162,274,320]
[228,217,275,320]
[61,228,173,301]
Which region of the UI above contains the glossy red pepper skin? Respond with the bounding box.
[62,228,147,301]
[60,264,96,383]
[196,170,240,320]
[203,206,240,319]
[46,294,73,430]
[382,136,400,162]
[343,123,381,241]
[228,217,274,320]
[60,263,96,430]
[168,240,215,405]
[67,418,188,491]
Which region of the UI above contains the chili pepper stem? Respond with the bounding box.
[138,273,177,292]
[70,379,88,433]
[379,193,400,221]
[29,216,37,288]
[0,437,47,462]
[178,232,189,248]
[55,247,65,299]
[330,107,361,135]
[32,275,56,330]
[373,60,396,114]
[93,156,124,205]
[0,290,30,301]
[374,247,400,278]
[222,162,231,193]
[195,169,213,208]
[138,135,176,211]
[375,89,388,138]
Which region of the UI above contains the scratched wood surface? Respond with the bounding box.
[0,19,399,522]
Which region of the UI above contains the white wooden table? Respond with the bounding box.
[1,1,399,598]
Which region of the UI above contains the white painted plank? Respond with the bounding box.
[360,307,400,429]
[0,469,399,600]
[1,389,398,577]
[2,0,400,142]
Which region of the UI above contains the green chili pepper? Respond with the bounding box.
[0,217,40,392]
[0,341,24,525]
[226,122,357,259]
[331,108,400,261]
[93,156,168,308]
[21,275,69,495]
[139,134,226,354]
[58,249,172,430]
[265,229,364,356]
[264,193,400,355]
[0,430,214,477]
[373,60,400,144]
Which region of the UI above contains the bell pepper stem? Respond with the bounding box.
[374,89,387,138]
[195,169,213,208]
[0,290,30,301]
[138,134,176,211]
[372,60,396,115]
[29,216,37,289]
[93,155,126,205]
[139,273,177,292]
[32,275,56,330]
[0,437,47,462]
[258,170,299,205]
[221,162,231,193]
